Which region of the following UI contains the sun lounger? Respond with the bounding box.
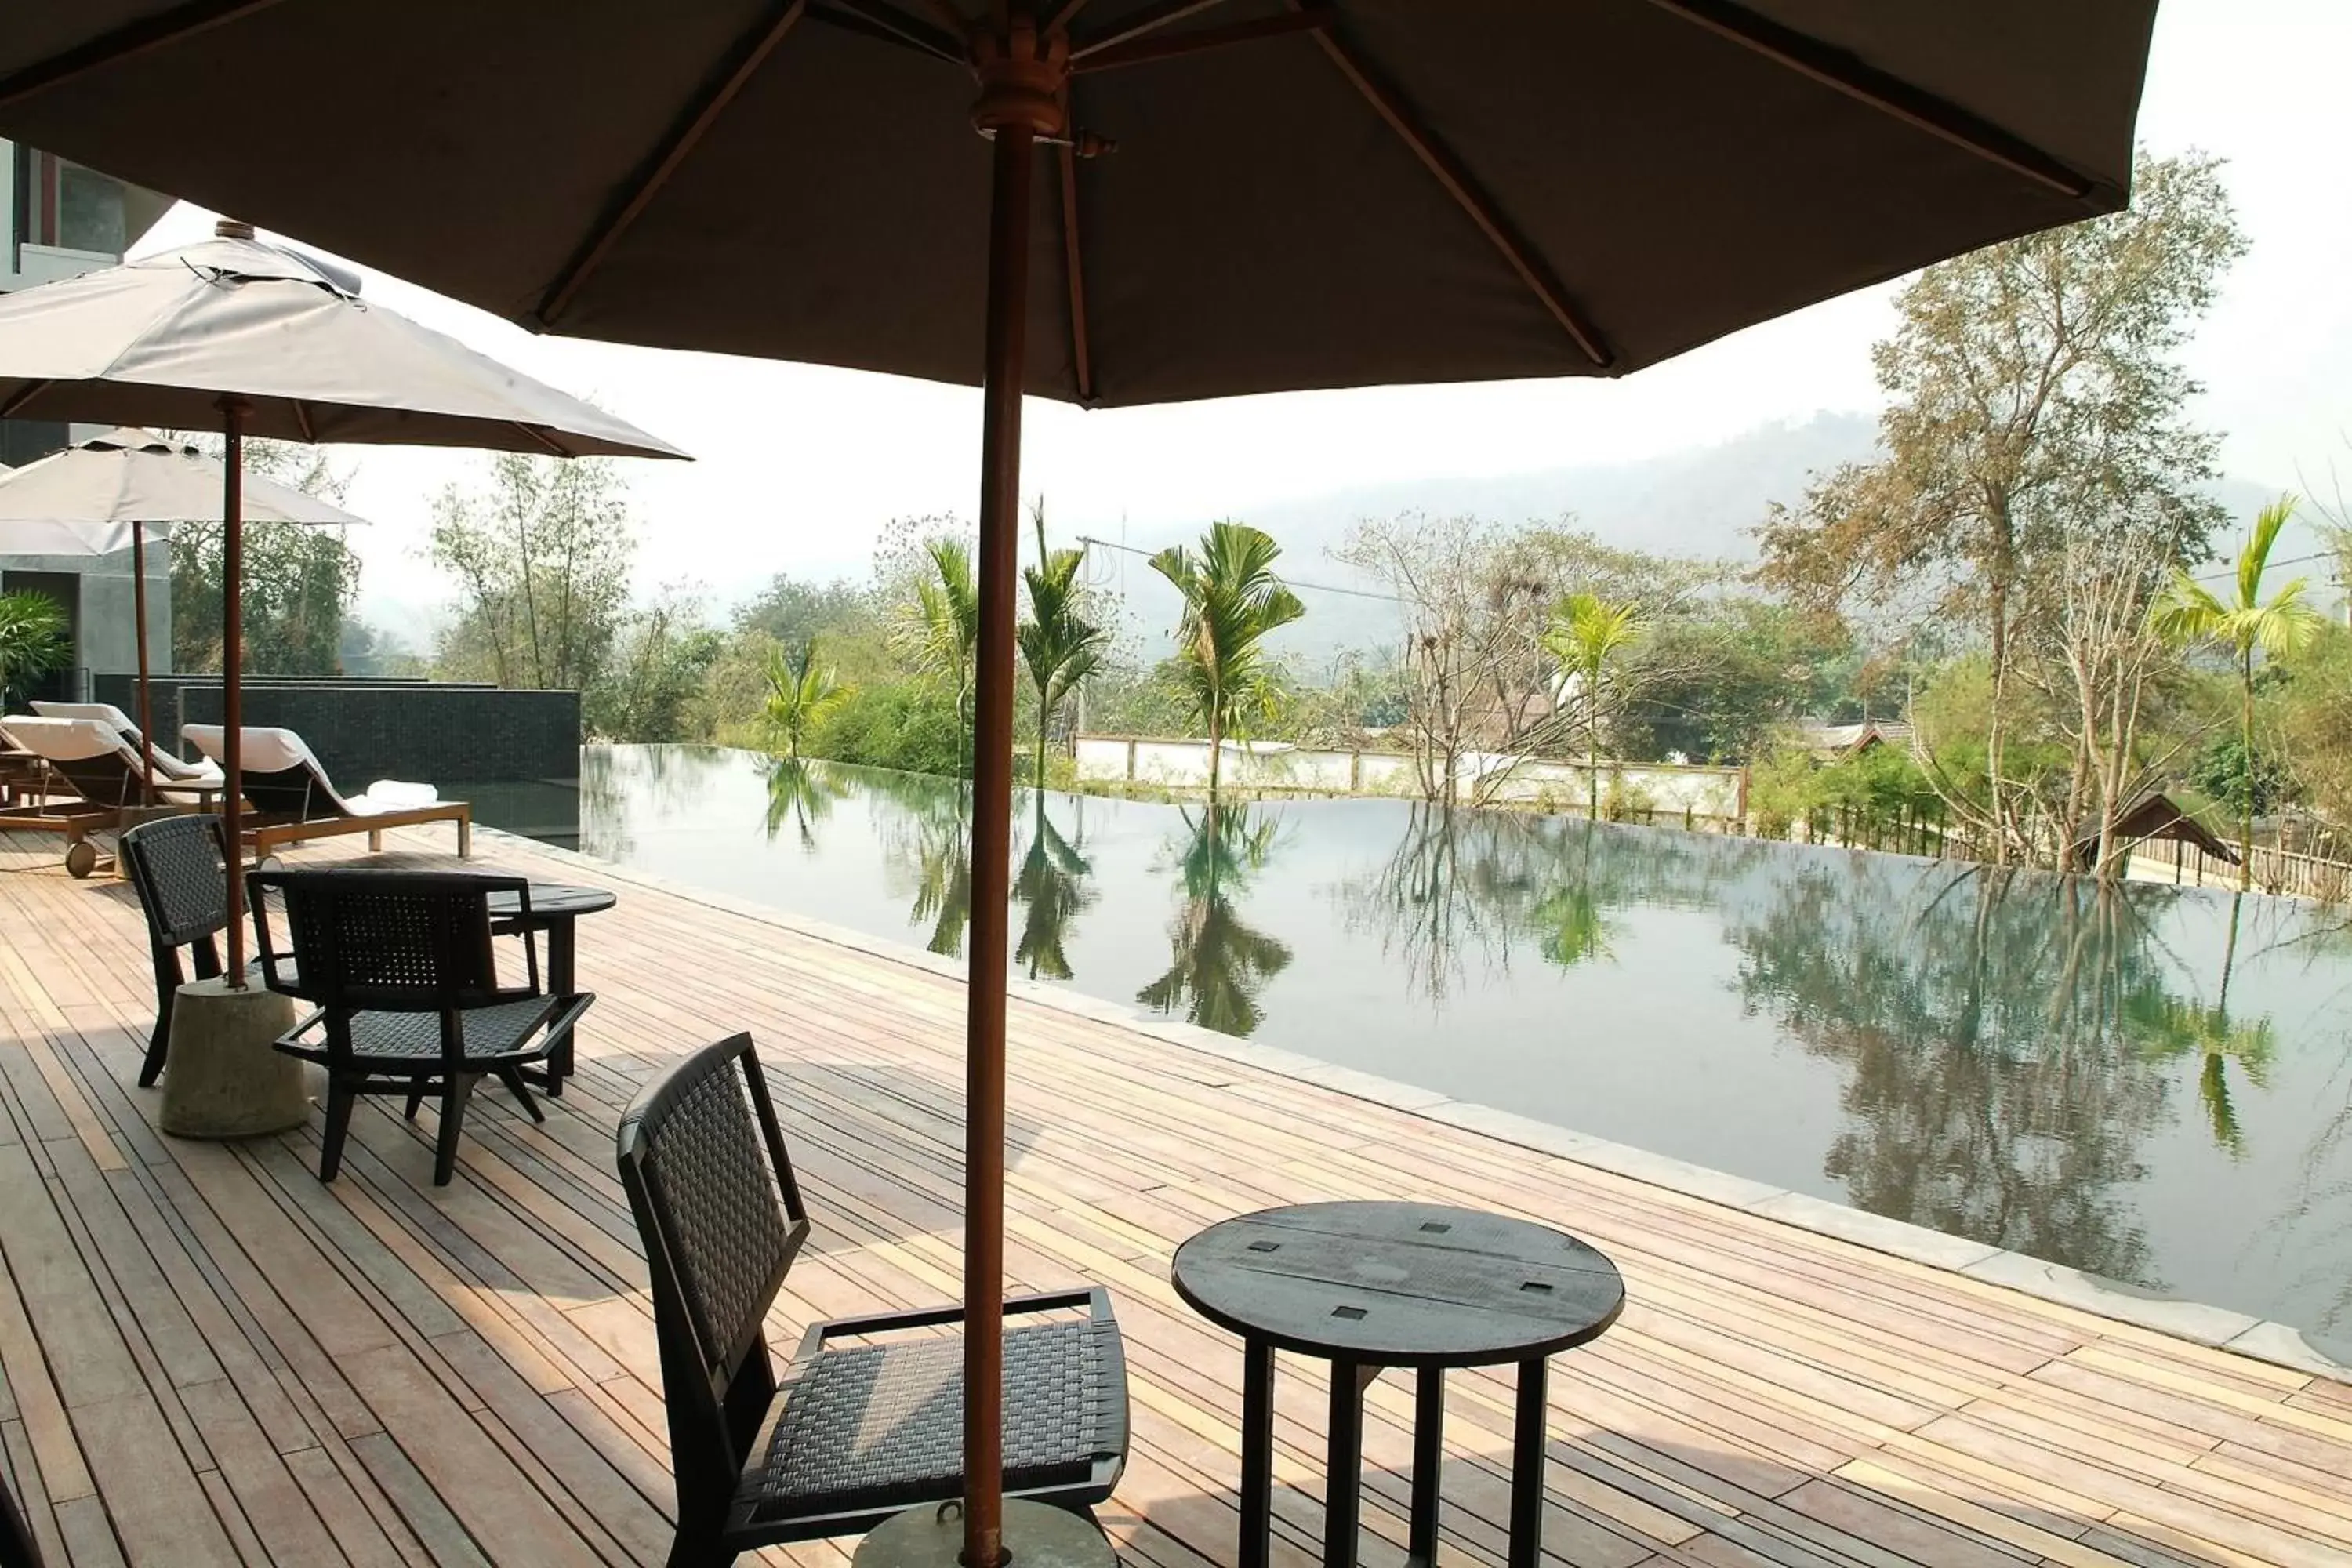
[0,715,223,877]
[34,700,224,786]
[182,724,471,861]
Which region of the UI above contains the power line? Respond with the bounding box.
[1075,534,1410,604]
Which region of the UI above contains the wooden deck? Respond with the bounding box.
[2,825,2350,1568]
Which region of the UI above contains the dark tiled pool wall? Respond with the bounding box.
[101,675,581,786]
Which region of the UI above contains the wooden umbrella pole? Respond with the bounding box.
[131,520,153,800]
[962,115,1035,1568]
[220,394,250,984]
[962,19,1063,1563]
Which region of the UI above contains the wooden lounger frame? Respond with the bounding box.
[242,800,473,862]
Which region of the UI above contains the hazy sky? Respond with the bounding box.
[132,0,2352,627]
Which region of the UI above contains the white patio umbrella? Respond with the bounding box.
[0,222,684,978]
[0,426,368,799]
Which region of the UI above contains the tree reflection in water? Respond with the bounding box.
[1138,801,1294,1036]
[1014,790,1094,981]
[762,757,848,851]
[866,767,973,957]
[578,742,724,862]
[1731,862,2180,1287]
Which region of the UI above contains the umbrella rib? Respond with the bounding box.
[1057,141,1094,405]
[807,1,969,65]
[290,399,316,444]
[510,423,574,459]
[0,381,52,419]
[1300,15,1613,369]
[533,0,811,329]
[1639,0,2096,199]
[0,0,287,108]
[1073,11,1329,73]
[1069,0,1243,60]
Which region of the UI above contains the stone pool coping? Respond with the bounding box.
[478,822,2352,1388]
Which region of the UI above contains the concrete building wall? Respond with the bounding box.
[0,542,172,684]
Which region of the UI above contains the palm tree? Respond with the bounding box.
[761,637,844,759]
[1016,503,1109,787]
[902,537,981,772]
[1149,521,1305,793]
[0,590,69,710]
[1541,592,1647,820]
[2150,496,2327,889]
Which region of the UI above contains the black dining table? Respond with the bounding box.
[1172,1200,1624,1568]
[488,882,615,1095]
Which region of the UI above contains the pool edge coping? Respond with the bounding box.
[477,822,2352,1390]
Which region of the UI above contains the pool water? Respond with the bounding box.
[472,745,2352,1349]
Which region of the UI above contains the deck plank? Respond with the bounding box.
[0,825,2348,1568]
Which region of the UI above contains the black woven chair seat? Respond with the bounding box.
[281,995,559,1068]
[740,1316,1124,1526]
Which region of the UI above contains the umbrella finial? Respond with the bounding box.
[215,217,256,241]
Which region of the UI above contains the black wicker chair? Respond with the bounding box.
[615,1033,1127,1566]
[119,813,244,1088]
[249,867,593,1186]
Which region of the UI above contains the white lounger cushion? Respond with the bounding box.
[33,700,223,783]
[181,724,439,815]
[2,716,218,800]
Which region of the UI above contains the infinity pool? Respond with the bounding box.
[474,744,2352,1349]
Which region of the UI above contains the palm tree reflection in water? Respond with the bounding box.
[1015,791,1094,981]
[1138,801,1294,1037]
[762,757,848,851]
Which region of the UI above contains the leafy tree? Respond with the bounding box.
[735,573,871,651]
[899,536,979,771]
[429,452,633,693]
[2151,497,2328,886]
[593,587,723,742]
[811,682,968,776]
[1541,592,1647,819]
[0,590,70,707]
[168,435,361,675]
[1149,521,1305,793]
[1016,504,1109,786]
[1760,151,2245,863]
[762,635,844,759]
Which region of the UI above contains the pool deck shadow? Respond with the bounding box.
[2,822,2350,1568]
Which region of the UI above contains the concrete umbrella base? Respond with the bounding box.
[158,976,307,1139]
[854,1501,1115,1568]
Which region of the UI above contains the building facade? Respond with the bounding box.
[1,142,173,701]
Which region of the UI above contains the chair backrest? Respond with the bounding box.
[616,1033,808,1475]
[2,715,143,807]
[245,867,527,1013]
[119,814,230,952]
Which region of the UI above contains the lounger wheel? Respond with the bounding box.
[64,840,98,879]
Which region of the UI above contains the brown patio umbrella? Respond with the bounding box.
[0,5,2159,1563]
[0,227,683,979]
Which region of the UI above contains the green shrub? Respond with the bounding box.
[808,681,968,777]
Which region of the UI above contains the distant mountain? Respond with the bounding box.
[1091,412,1881,662]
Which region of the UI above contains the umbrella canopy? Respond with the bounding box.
[0,426,366,551]
[0,3,2150,406]
[0,7,2160,1565]
[0,233,688,454]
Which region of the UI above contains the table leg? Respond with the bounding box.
[1409,1367,1443,1567]
[1508,1356,1548,1568]
[545,917,578,1095]
[1324,1359,1366,1568]
[1240,1340,1274,1568]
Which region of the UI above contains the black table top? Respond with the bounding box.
[487,883,618,920]
[1171,1201,1624,1367]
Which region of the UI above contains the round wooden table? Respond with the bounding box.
[488,882,615,1094]
[1172,1201,1624,1568]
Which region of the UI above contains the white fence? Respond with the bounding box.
[1073,735,1748,820]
